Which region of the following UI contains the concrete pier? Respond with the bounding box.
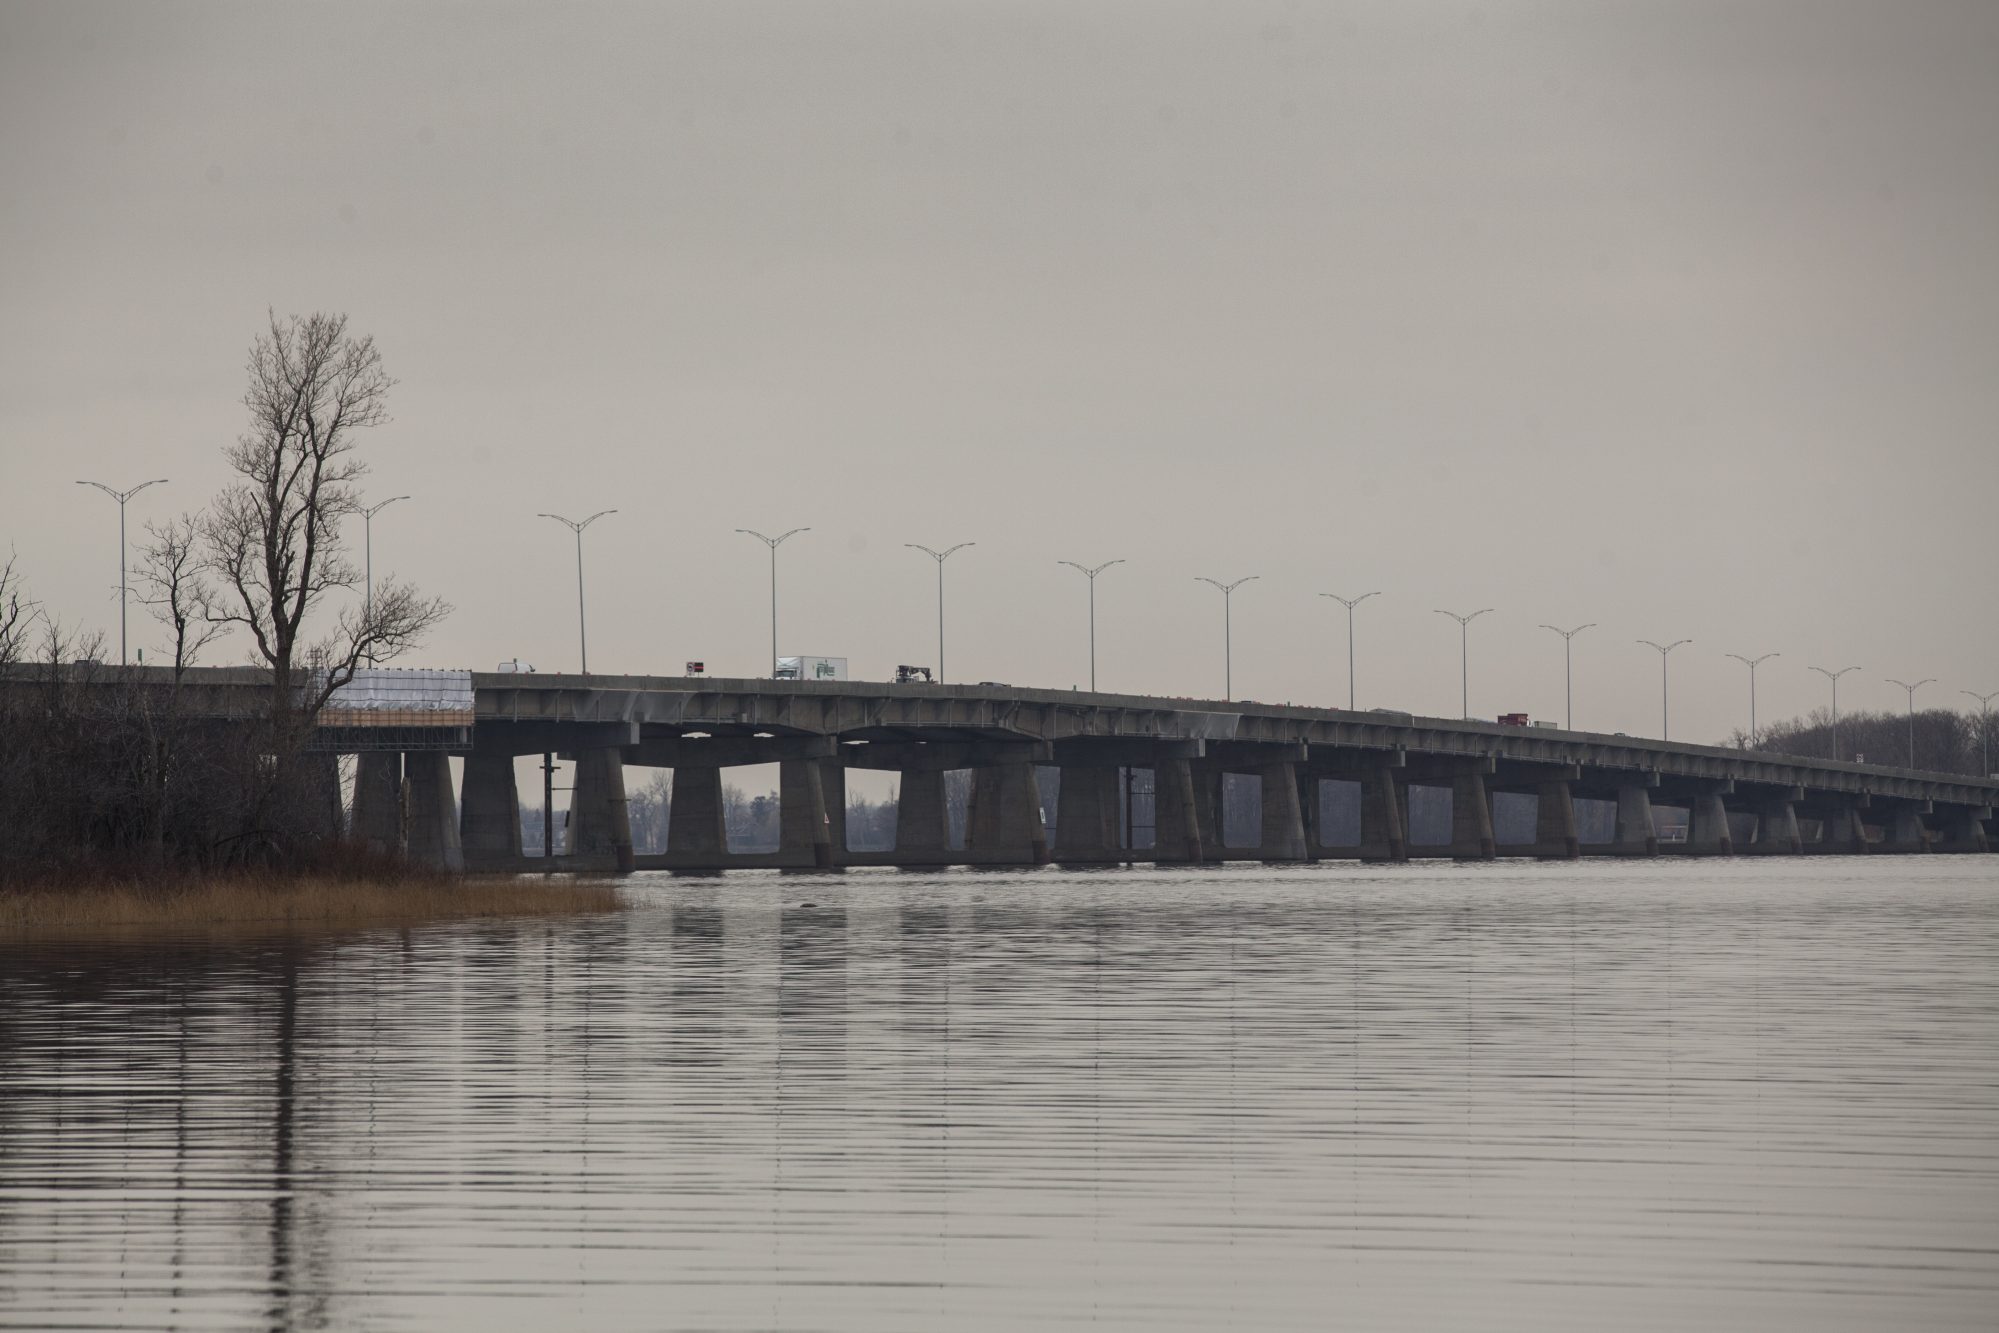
[1449,767,1496,861]
[1755,793,1803,855]
[1534,780,1580,859]
[1054,763,1121,863]
[352,752,403,855]
[967,761,1047,864]
[1684,787,1735,856]
[1613,783,1660,857]
[568,748,634,871]
[895,768,951,862]
[667,765,727,862]
[1359,763,1408,862]
[404,751,464,871]
[460,749,523,862]
[1258,763,1309,861]
[1153,757,1207,863]
[778,758,836,869]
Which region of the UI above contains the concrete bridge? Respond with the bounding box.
[337,671,1994,872]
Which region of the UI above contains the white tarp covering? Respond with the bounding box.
[321,668,474,720]
[776,656,848,681]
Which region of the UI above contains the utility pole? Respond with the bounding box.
[1539,622,1595,730]
[1435,608,1493,720]
[737,527,810,677]
[1810,665,1861,761]
[1725,652,1779,748]
[538,510,616,673]
[75,477,167,665]
[1196,576,1258,699]
[1886,677,1935,769]
[906,542,973,683]
[1058,558,1125,692]
[1321,591,1380,710]
[1638,639,1692,740]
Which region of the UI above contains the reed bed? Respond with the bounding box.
[0,869,619,935]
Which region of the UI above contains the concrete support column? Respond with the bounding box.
[460,750,523,862]
[821,761,848,855]
[1053,763,1120,862]
[568,747,634,870]
[404,751,464,872]
[895,768,951,861]
[1940,806,1990,854]
[1153,756,1207,863]
[1535,780,1580,859]
[1258,763,1309,861]
[1816,801,1870,854]
[352,751,403,855]
[1613,783,1659,856]
[1450,769,1496,860]
[1359,764,1408,862]
[1756,799,1803,855]
[1685,790,1734,856]
[778,758,836,869]
[967,762,1047,864]
[1889,806,1932,853]
[1296,770,1322,854]
[667,765,727,862]
[300,751,343,841]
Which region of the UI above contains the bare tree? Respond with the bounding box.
[133,515,227,676]
[202,311,449,720]
[0,552,39,667]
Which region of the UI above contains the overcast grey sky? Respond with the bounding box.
[3,0,1995,744]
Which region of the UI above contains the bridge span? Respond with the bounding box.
[331,671,1994,872]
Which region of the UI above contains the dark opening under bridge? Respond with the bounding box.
[318,670,1995,872]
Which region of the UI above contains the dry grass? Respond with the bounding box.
[0,869,620,937]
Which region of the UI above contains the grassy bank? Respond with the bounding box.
[0,868,619,935]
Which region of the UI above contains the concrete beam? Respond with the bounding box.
[1051,736,1204,767]
[625,733,837,769]
[847,739,1053,772]
[1205,740,1309,769]
[478,720,639,757]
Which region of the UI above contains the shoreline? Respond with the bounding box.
[0,871,620,937]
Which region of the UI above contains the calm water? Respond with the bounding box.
[3,858,1996,1331]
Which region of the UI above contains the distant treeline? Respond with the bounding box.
[1724,706,1996,775]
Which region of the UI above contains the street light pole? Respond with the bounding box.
[1058,559,1125,692]
[1434,608,1492,720]
[362,495,410,651]
[737,527,810,677]
[1538,622,1595,730]
[538,510,616,674]
[1196,576,1258,699]
[1885,677,1936,769]
[75,477,167,665]
[1321,591,1380,710]
[1637,638,1692,740]
[1963,689,1998,778]
[906,542,973,683]
[1724,651,1779,748]
[1809,665,1861,761]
